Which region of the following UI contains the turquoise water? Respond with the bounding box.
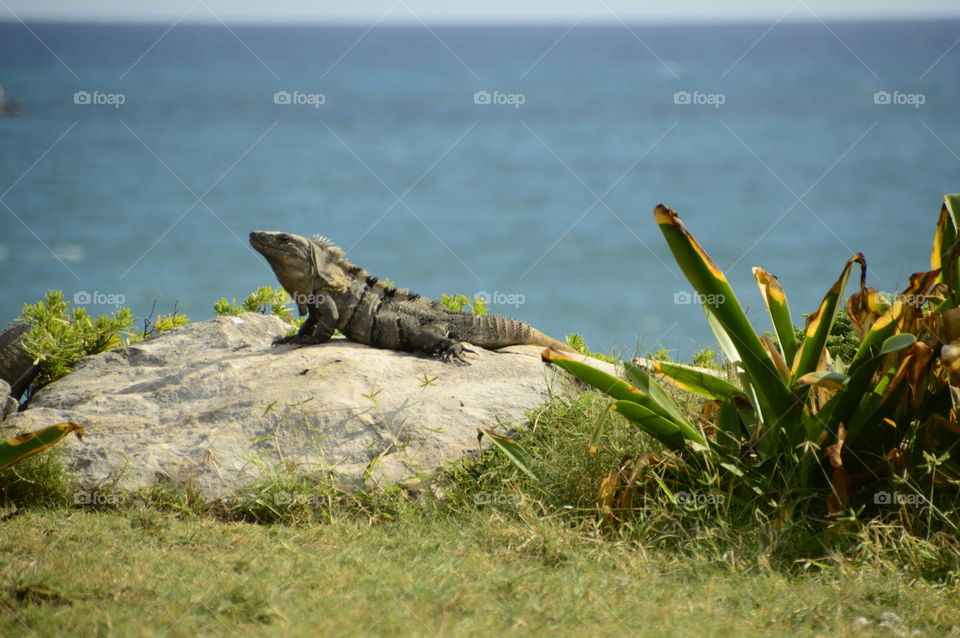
[1,21,958,357]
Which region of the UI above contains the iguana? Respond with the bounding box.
[249,231,575,361]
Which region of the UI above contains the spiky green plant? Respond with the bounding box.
[537,195,960,517]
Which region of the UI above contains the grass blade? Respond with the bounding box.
[588,402,613,456]
[478,428,539,482]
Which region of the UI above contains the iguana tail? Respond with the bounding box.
[526,328,577,353]
[449,313,576,353]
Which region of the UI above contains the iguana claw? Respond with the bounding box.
[440,343,477,363]
[273,333,324,346]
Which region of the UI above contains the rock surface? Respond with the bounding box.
[0,313,601,500]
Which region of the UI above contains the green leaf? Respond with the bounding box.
[651,360,743,401]
[790,253,865,383]
[654,205,795,427]
[478,428,539,483]
[753,267,798,364]
[823,334,916,446]
[543,350,704,445]
[622,361,690,427]
[715,398,747,444]
[0,423,83,471]
[879,332,916,356]
[933,194,960,293]
[793,371,850,391]
[610,401,686,451]
[848,302,906,368]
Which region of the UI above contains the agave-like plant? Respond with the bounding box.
[543,194,960,512]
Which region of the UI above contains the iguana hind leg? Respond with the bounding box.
[439,342,477,363]
[404,321,476,362]
[274,293,339,346]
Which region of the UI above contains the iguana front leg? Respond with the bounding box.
[274,293,339,345]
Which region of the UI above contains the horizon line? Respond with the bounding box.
[3,13,960,27]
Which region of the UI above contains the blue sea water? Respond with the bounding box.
[0,20,958,357]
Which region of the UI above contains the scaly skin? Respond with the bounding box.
[249,231,574,361]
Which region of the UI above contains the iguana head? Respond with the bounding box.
[250,231,352,303]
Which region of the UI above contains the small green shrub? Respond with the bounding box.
[438,293,488,315]
[18,291,138,385]
[214,286,297,323]
[153,312,190,335]
[691,348,720,369]
[649,347,671,362]
[565,333,617,363]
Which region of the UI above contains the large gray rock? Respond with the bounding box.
[0,313,594,500]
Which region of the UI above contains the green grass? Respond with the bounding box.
[2,386,959,636]
[2,506,959,637]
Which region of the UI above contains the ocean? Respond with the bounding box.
[1,20,958,358]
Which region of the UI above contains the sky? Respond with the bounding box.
[3,0,959,23]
